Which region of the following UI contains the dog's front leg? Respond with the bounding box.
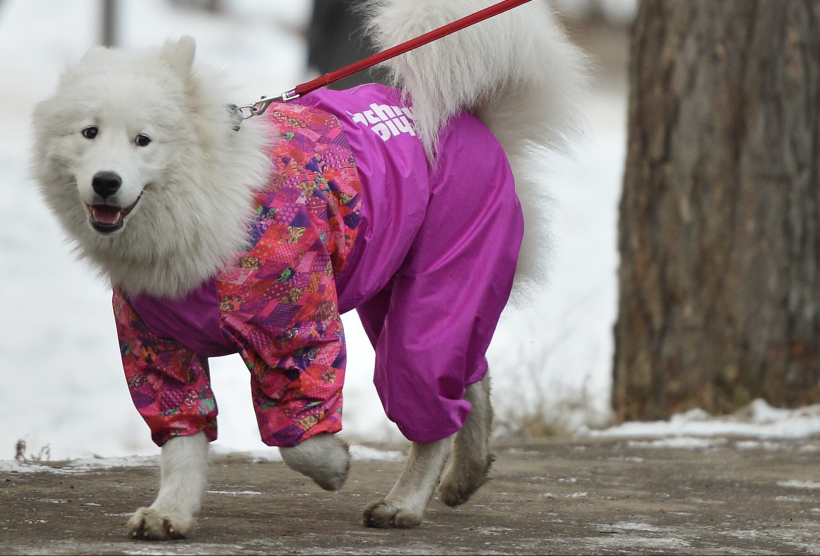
[280,433,351,491]
[362,436,454,528]
[127,431,209,540]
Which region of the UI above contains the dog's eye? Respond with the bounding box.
[135,134,152,147]
[82,127,99,140]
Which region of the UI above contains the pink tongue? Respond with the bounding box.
[92,206,123,225]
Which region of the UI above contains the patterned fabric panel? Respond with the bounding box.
[113,288,219,446]
[217,105,362,447]
[113,103,363,448]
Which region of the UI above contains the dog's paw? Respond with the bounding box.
[438,454,494,507]
[362,500,423,529]
[126,507,193,540]
[280,433,351,491]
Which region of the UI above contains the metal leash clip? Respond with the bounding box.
[230,89,300,131]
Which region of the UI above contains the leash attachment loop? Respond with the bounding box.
[230,89,300,130]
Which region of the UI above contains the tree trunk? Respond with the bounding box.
[614,0,820,421]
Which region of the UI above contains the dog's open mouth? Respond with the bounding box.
[86,196,141,234]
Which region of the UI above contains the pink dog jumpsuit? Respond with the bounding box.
[113,84,523,448]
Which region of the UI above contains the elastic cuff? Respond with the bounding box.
[151,419,218,447]
[260,406,343,447]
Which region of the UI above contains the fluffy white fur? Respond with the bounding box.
[279,434,351,491]
[32,37,270,299]
[127,431,209,540]
[32,0,586,540]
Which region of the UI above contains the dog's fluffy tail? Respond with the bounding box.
[365,0,589,304]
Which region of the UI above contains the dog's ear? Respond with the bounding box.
[160,36,196,77]
[80,46,109,64]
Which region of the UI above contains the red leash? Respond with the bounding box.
[233,0,534,121]
[296,0,534,97]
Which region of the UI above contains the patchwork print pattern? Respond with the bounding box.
[114,104,362,448]
[114,291,219,446]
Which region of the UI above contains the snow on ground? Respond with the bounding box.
[7,398,820,472]
[207,443,403,464]
[1,441,403,473]
[779,480,820,490]
[0,455,159,475]
[2,0,625,461]
[583,398,820,445]
[3,443,405,473]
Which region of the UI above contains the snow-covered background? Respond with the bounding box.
[0,0,631,460]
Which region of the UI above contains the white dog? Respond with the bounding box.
[32,0,586,540]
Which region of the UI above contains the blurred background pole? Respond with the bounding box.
[102,0,117,47]
[307,0,389,90]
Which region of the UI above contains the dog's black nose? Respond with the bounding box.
[92,171,122,199]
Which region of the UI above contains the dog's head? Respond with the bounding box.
[31,37,270,298]
[32,37,198,236]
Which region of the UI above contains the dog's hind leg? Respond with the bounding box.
[362,374,493,528]
[438,372,494,506]
[127,431,209,540]
[280,433,351,491]
[362,436,454,528]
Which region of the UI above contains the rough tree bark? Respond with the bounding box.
[614,1,820,421]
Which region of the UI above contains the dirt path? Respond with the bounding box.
[2,437,820,554]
